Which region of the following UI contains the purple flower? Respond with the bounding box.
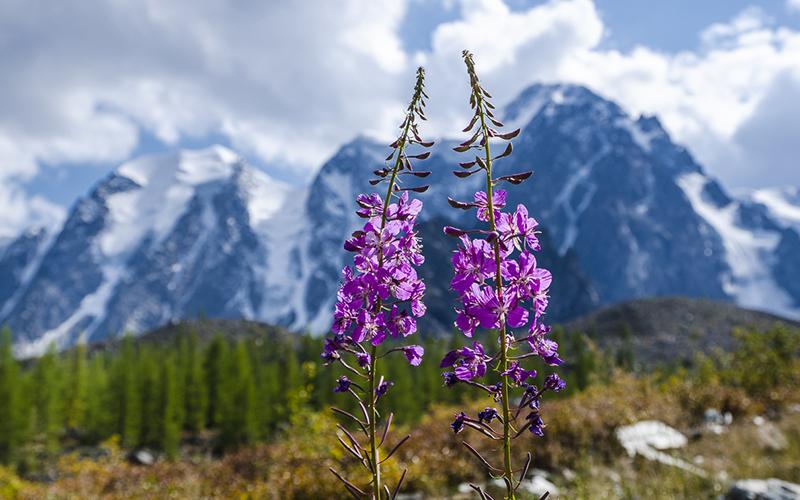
[334,376,352,393]
[401,345,424,366]
[440,342,490,381]
[466,284,529,331]
[451,236,495,294]
[501,361,537,385]
[473,190,507,221]
[352,310,386,345]
[502,251,552,302]
[387,305,417,338]
[544,373,566,392]
[451,412,468,434]
[387,191,423,221]
[526,412,545,437]
[487,383,503,402]
[355,193,384,218]
[528,322,563,366]
[321,337,341,364]
[356,352,371,369]
[477,407,498,424]
[442,371,458,387]
[497,204,540,251]
[376,379,394,398]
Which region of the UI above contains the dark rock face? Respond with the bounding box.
[0,228,47,308]
[92,170,268,343]
[1,178,123,343]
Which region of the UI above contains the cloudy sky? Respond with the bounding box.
[1,0,799,238]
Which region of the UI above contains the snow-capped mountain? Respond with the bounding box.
[1,84,799,355]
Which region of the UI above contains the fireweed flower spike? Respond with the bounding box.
[323,67,434,499]
[441,50,565,500]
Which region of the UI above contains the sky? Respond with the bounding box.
[1,0,799,238]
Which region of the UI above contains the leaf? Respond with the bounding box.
[463,114,479,132]
[400,185,429,193]
[418,140,434,147]
[459,161,477,169]
[379,435,410,463]
[408,151,431,160]
[453,169,480,178]
[379,413,394,448]
[443,226,467,237]
[496,171,533,185]
[462,129,482,147]
[385,151,395,161]
[329,468,366,499]
[452,144,473,153]
[448,198,476,210]
[462,441,502,472]
[490,117,504,128]
[403,170,431,178]
[496,128,521,140]
[516,452,532,491]
[493,142,513,161]
[391,469,407,499]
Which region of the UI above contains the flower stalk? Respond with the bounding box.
[440,50,566,500]
[324,67,432,499]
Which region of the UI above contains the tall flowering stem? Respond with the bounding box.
[441,51,565,500]
[323,67,433,499]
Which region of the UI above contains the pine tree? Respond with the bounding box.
[220,343,257,447]
[615,323,635,371]
[138,348,162,448]
[0,327,21,464]
[161,357,181,459]
[84,354,112,441]
[182,330,206,434]
[64,343,88,430]
[32,345,61,451]
[204,335,229,428]
[117,336,141,447]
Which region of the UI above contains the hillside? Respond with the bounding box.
[564,296,800,366]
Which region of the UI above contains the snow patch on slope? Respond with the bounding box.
[679,173,796,317]
[750,187,800,232]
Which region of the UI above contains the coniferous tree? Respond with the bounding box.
[85,354,112,441]
[161,357,182,459]
[204,335,229,428]
[32,346,61,451]
[221,343,257,448]
[182,330,206,434]
[0,328,21,464]
[116,336,141,447]
[138,348,162,448]
[64,343,88,431]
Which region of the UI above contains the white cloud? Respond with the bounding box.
[1,0,799,237]
[788,0,800,13]
[0,0,411,236]
[419,2,800,187]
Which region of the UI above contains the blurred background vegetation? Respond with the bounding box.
[0,322,798,498]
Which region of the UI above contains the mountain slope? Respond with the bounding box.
[563,296,800,366]
[1,146,305,355]
[1,83,799,355]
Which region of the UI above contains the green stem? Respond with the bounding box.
[368,344,380,498]
[368,109,412,499]
[476,94,515,500]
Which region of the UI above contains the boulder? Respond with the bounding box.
[726,479,800,499]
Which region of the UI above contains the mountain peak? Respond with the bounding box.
[115,144,242,188]
[504,83,621,128]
